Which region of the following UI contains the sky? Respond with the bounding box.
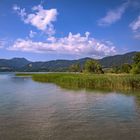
[0,0,140,61]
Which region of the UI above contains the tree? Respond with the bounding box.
[131,52,140,74]
[69,63,81,72]
[120,63,132,73]
[131,63,140,74]
[112,66,121,74]
[133,52,140,64]
[84,60,104,74]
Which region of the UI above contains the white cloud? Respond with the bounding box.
[130,16,140,31]
[13,4,58,36]
[129,15,140,39]
[29,30,36,38]
[13,5,26,20]
[98,1,129,26]
[0,39,6,48]
[8,32,116,58]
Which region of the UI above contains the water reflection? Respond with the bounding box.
[0,73,140,140]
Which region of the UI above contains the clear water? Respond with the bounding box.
[0,73,140,140]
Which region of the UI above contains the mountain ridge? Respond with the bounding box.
[0,51,138,72]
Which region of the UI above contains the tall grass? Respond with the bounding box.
[16,73,140,91]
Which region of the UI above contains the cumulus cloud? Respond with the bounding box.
[13,4,58,36]
[129,15,140,39]
[8,32,116,58]
[98,1,129,26]
[0,39,6,48]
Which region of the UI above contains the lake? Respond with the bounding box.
[0,73,140,140]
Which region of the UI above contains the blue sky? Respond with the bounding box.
[0,0,140,61]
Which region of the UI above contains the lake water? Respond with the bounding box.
[0,73,140,140]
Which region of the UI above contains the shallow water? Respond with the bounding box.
[0,73,140,140]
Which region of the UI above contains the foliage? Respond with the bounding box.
[131,52,140,74]
[84,60,104,74]
[131,63,140,74]
[69,63,81,72]
[120,63,132,73]
[111,66,121,74]
[133,52,140,64]
[110,64,132,74]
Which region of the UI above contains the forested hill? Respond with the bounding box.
[0,58,30,71]
[99,51,137,68]
[0,51,138,72]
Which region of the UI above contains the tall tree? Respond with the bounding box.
[84,60,104,74]
[120,63,132,73]
[131,52,140,74]
[69,63,81,72]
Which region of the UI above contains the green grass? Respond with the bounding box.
[16,73,140,91]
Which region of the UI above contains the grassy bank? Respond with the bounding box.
[16,73,140,91]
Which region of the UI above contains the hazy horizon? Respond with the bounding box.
[0,51,138,62]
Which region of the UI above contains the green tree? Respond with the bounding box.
[69,63,81,72]
[131,63,140,74]
[131,52,140,74]
[84,60,104,74]
[120,63,132,73]
[111,66,121,74]
[133,52,140,64]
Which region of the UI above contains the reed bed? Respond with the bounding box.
[16,73,140,91]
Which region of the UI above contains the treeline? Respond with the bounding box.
[69,52,140,74]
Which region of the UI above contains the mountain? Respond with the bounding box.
[0,58,30,71]
[21,52,137,72]
[0,52,138,72]
[21,57,92,72]
[99,51,137,68]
